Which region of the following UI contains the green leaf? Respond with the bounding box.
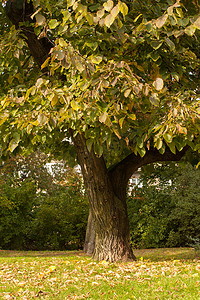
[86,139,93,152]
[91,56,102,64]
[13,132,20,143]
[49,19,59,29]
[185,25,196,36]
[35,13,46,26]
[75,57,85,73]
[62,10,71,22]
[168,141,176,154]
[164,133,172,143]
[159,143,166,154]
[94,142,103,157]
[67,0,76,7]
[0,114,8,126]
[156,138,163,150]
[59,38,68,47]
[85,12,94,25]
[137,137,143,148]
[164,37,175,51]
[9,140,18,152]
[137,147,146,157]
[150,40,163,50]
[150,93,160,106]
[149,52,160,62]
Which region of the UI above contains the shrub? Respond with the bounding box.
[128,162,200,249]
[0,154,88,250]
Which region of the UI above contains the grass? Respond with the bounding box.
[0,248,199,299]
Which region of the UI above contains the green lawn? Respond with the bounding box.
[0,248,199,299]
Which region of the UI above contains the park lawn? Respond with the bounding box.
[0,248,199,299]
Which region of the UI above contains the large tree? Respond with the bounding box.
[0,0,200,261]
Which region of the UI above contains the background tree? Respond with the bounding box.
[0,153,88,250]
[128,161,200,249]
[0,0,200,261]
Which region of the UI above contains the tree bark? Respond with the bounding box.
[73,133,136,262]
[83,209,95,255]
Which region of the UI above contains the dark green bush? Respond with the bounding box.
[0,180,36,249]
[0,154,88,250]
[128,163,200,249]
[27,188,88,250]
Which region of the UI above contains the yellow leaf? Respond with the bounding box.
[91,56,102,64]
[85,13,94,25]
[41,57,50,70]
[9,140,18,152]
[99,260,109,266]
[99,112,108,123]
[119,1,128,18]
[111,4,119,18]
[8,75,14,84]
[71,100,80,110]
[119,117,125,128]
[18,282,26,287]
[48,266,56,273]
[103,0,114,12]
[105,13,115,27]
[194,16,200,29]
[50,94,59,107]
[124,89,131,97]
[97,9,105,19]
[129,114,136,121]
[185,24,196,36]
[153,78,164,91]
[155,14,168,28]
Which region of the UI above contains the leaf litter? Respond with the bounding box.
[0,250,199,299]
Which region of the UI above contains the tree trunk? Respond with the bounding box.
[73,134,136,262]
[83,209,95,255]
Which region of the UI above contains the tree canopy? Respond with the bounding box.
[1,0,200,164]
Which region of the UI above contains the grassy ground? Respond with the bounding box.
[0,248,199,299]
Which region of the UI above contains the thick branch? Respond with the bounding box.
[6,0,52,67]
[109,146,189,194]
